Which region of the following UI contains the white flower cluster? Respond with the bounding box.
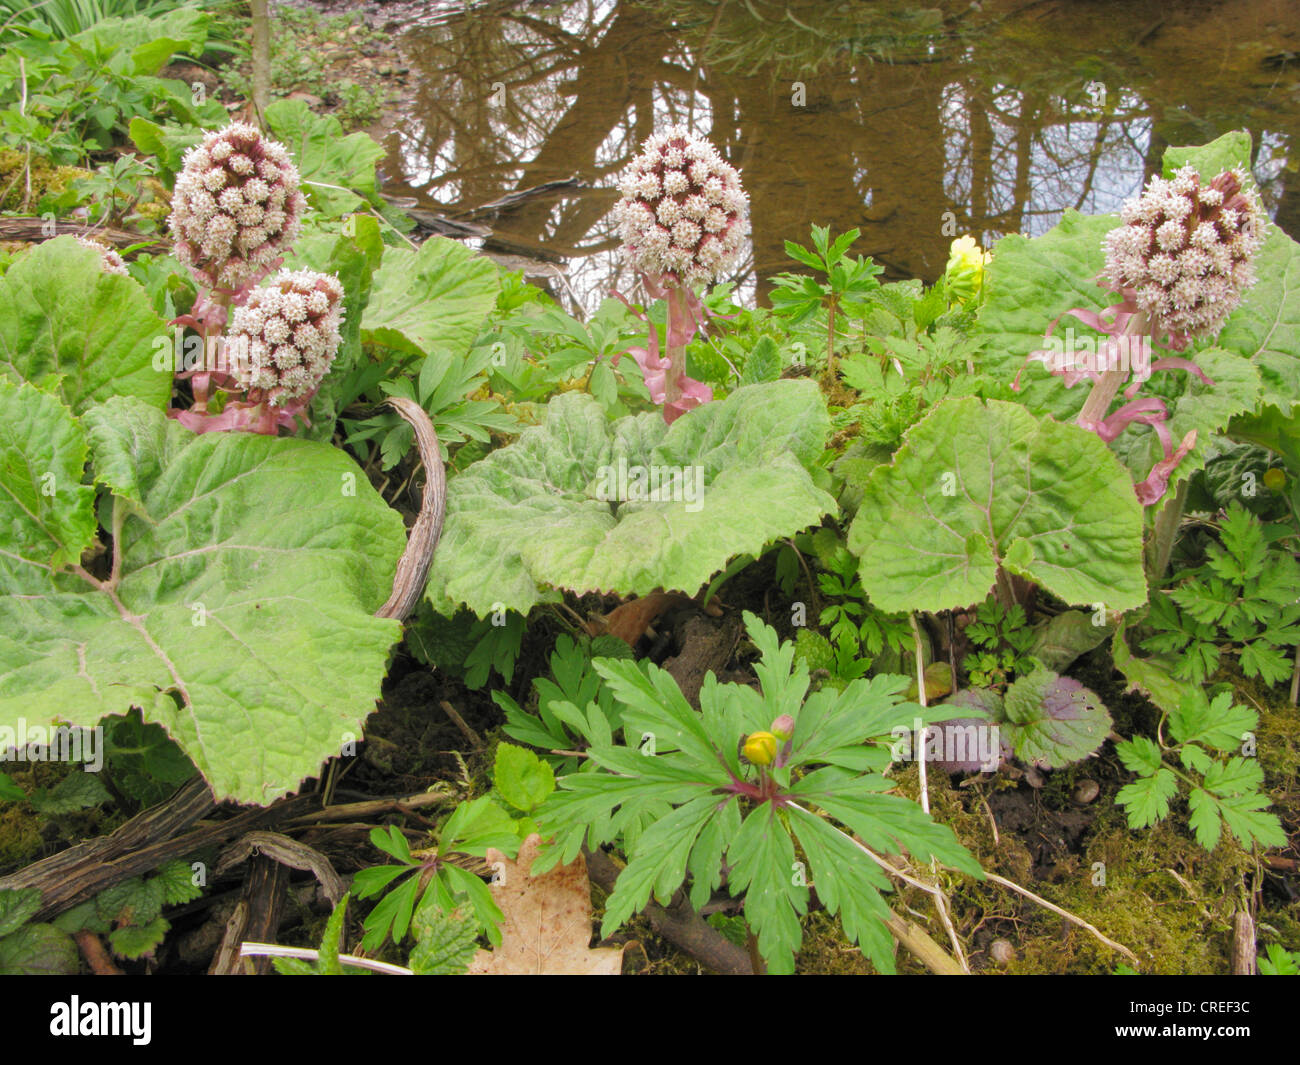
[75,236,128,277]
[169,123,307,290]
[228,269,343,406]
[612,126,750,287]
[1104,165,1265,341]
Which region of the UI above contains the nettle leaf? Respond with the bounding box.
[0,398,406,804]
[847,397,1146,614]
[0,888,42,938]
[0,238,170,415]
[1000,668,1111,769]
[0,923,79,975]
[363,237,499,358]
[427,382,835,617]
[976,209,1117,421]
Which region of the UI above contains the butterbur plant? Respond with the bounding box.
[611,126,750,422]
[165,122,339,434]
[531,612,982,974]
[1021,164,1266,504]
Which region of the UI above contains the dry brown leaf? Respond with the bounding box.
[468,833,625,975]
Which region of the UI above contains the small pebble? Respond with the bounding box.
[990,938,1016,964]
[1072,779,1100,804]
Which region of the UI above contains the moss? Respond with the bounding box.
[0,149,90,211]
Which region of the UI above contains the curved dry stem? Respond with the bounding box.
[374,395,447,621]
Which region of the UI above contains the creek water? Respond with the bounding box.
[369,0,1300,309]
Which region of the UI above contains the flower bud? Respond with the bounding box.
[1263,468,1286,493]
[770,715,795,741]
[741,730,778,766]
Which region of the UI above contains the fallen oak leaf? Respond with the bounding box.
[468,834,626,975]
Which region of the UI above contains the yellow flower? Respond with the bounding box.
[741,731,778,766]
[944,235,991,304]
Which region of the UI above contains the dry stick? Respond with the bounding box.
[239,942,412,975]
[74,931,124,976]
[287,791,454,825]
[983,871,1139,965]
[1231,909,1257,975]
[583,847,753,975]
[909,614,970,973]
[1289,642,1299,708]
[828,819,1139,966]
[438,699,483,748]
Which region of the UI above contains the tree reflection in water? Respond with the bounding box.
[376,0,1300,311]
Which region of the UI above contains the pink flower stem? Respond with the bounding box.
[1076,309,1149,431]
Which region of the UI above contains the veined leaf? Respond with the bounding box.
[847,397,1146,613]
[0,397,406,804]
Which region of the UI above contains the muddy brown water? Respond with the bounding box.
[351,0,1300,310]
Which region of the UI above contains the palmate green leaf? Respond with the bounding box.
[409,904,477,976]
[1169,690,1256,752]
[493,744,555,814]
[725,803,804,975]
[793,769,983,878]
[847,397,1146,614]
[363,237,499,358]
[1239,641,1292,686]
[0,398,406,805]
[0,888,42,939]
[976,209,1118,421]
[0,923,79,976]
[1116,767,1179,829]
[786,804,898,972]
[0,238,170,415]
[600,793,720,938]
[427,381,836,617]
[1161,131,1253,181]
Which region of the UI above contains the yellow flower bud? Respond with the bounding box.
[944,235,990,304]
[742,731,778,766]
[1263,468,1286,493]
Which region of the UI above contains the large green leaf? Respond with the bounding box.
[1161,131,1253,181]
[426,381,836,617]
[363,237,499,358]
[847,397,1146,613]
[0,380,96,585]
[0,238,170,414]
[1221,227,1300,458]
[264,99,386,218]
[0,397,406,804]
[976,209,1118,421]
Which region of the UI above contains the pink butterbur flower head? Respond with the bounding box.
[169,122,307,292]
[1103,166,1265,345]
[228,269,343,408]
[613,126,750,289]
